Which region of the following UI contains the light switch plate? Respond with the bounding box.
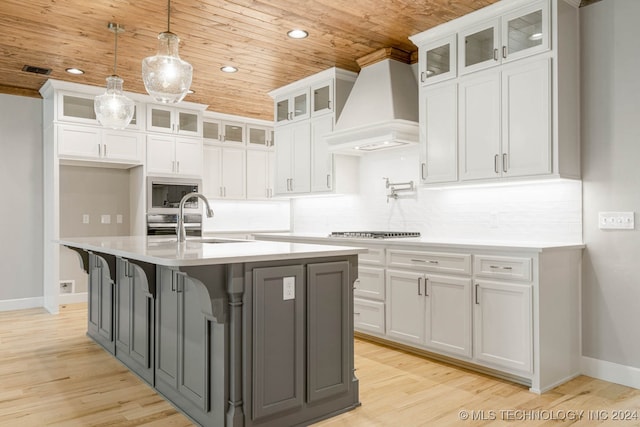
[283,276,295,300]
[598,212,634,230]
[82,214,90,224]
[101,214,111,224]
[116,214,123,224]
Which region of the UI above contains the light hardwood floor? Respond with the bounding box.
[1,304,639,426]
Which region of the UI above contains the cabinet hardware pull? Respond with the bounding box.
[410,258,426,263]
[489,265,499,269]
[475,284,479,304]
[98,144,102,157]
[176,161,180,173]
[326,174,331,189]
[494,154,499,174]
[223,187,226,197]
[103,144,107,158]
[420,71,426,82]
[421,163,427,180]
[417,277,422,295]
[428,260,439,264]
[219,187,223,197]
[503,266,513,270]
[172,160,176,172]
[502,153,508,173]
[493,48,499,61]
[328,100,332,110]
[354,312,361,315]
[424,277,429,296]
[502,46,507,59]
[177,275,183,293]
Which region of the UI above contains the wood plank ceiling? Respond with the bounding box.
[0,0,498,120]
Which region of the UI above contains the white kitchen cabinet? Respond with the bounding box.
[474,279,533,373]
[203,118,245,144]
[147,135,202,177]
[310,79,334,116]
[310,115,334,192]
[247,125,274,149]
[386,269,472,357]
[56,91,142,129]
[202,144,246,200]
[246,149,274,199]
[418,34,457,86]
[274,121,311,195]
[354,266,385,301]
[57,124,143,164]
[419,82,458,184]
[147,105,201,137]
[354,298,385,335]
[458,0,549,75]
[459,57,551,181]
[275,88,309,124]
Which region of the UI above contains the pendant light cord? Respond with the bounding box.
[113,27,118,75]
[167,0,171,33]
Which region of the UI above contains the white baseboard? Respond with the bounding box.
[581,356,640,390]
[59,292,87,305]
[0,296,44,312]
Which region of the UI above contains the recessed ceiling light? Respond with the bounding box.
[287,29,308,39]
[220,65,238,73]
[529,32,543,41]
[65,68,85,75]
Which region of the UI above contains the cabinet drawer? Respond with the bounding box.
[474,255,532,282]
[358,246,385,265]
[354,298,385,335]
[387,250,471,275]
[354,266,385,301]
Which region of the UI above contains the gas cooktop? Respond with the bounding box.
[329,231,421,239]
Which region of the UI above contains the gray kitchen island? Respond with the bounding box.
[59,236,364,427]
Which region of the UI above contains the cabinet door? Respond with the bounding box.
[147,135,176,175]
[87,253,115,354]
[147,105,174,134]
[311,79,334,116]
[459,18,500,75]
[202,144,222,198]
[474,279,533,373]
[275,96,290,124]
[310,115,334,192]
[424,275,472,358]
[420,82,458,184]
[222,122,245,144]
[501,58,551,177]
[246,149,270,199]
[419,34,457,85]
[354,266,385,301]
[354,298,385,335]
[274,126,294,194]
[247,125,272,149]
[291,89,310,122]
[177,110,201,136]
[385,269,425,345]
[57,124,100,159]
[156,267,179,388]
[203,119,222,143]
[102,130,143,163]
[252,265,305,420]
[115,258,132,355]
[502,0,550,63]
[307,261,350,403]
[175,137,203,177]
[58,93,97,124]
[221,147,246,199]
[291,121,311,193]
[459,71,501,181]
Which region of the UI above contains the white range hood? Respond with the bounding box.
[326,51,419,154]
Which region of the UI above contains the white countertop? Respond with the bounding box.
[57,236,366,267]
[253,233,585,252]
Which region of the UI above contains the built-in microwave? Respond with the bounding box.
[147,177,202,214]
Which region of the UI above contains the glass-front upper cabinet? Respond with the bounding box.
[274,88,309,124]
[459,0,550,75]
[147,105,201,136]
[247,125,274,148]
[58,92,139,128]
[311,79,334,116]
[419,34,457,86]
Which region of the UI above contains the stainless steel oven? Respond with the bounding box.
[147,177,202,214]
[146,213,202,237]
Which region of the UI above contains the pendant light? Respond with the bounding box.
[94,23,135,129]
[142,0,193,103]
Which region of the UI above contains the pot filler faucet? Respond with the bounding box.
[177,193,214,242]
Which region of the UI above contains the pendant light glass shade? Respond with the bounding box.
[94,23,135,129]
[94,76,135,129]
[142,31,192,103]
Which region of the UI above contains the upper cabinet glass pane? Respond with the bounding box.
[426,43,450,78]
[203,121,219,140]
[313,85,330,112]
[63,95,96,120]
[249,127,267,146]
[276,99,289,122]
[224,123,244,143]
[179,111,198,133]
[465,27,495,68]
[293,93,307,118]
[507,10,543,56]
[151,108,171,129]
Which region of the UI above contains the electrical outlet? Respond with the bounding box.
[101,214,111,224]
[283,277,295,300]
[59,280,74,294]
[598,212,634,230]
[116,214,123,224]
[82,214,90,224]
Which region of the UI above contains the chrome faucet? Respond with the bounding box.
[177,193,214,242]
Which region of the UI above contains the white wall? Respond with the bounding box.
[581,0,640,371]
[293,145,583,244]
[0,94,43,308]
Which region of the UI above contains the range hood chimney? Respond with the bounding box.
[326,47,419,154]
